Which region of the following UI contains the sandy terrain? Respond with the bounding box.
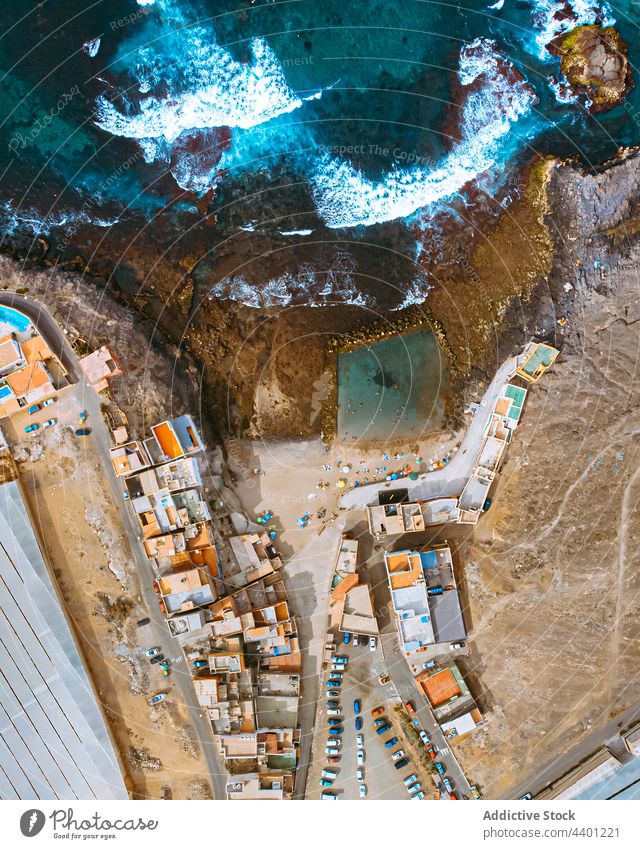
[9,390,212,800]
[453,254,640,797]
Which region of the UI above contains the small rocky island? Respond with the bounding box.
[549,25,632,112]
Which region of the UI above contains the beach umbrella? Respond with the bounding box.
[409,472,419,480]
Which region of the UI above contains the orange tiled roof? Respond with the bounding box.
[6,362,51,395]
[21,334,53,364]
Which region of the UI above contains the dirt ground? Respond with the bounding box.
[453,252,640,797]
[9,389,212,800]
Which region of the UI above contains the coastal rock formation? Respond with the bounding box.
[548,25,632,111]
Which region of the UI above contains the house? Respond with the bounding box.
[79,346,122,392]
[515,341,559,384]
[0,335,26,376]
[6,361,55,406]
[151,415,203,461]
[109,441,150,476]
[225,772,294,800]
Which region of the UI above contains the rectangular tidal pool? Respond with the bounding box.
[337,328,449,443]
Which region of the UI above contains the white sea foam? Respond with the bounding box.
[391,277,434,310]
[0,202,119,237]
[95,35,317,144]
[530,0,615,60]
[311,39,536,228]
[279,229,314,236]
[208,252,368,308]
[83,38,101,58]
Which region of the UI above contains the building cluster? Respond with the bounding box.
[0,325,62,416]
[111,416,301,800]
[366,342,559,538]
[328,536,378,640]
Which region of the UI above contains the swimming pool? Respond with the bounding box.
[0,305,31,333]
[0,385,13,400]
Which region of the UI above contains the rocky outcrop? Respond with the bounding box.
[549,25,632,112]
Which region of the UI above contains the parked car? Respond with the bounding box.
[391,749,406,762]
[450,642,465,651]
[326,738,342,747]
[356,734,364,749]
[320,792,336,800]
[327,709,341,717]
[353,699,361,715]
[394,758,409,770]
[403,774,418,787]
[356,767,364,781]
[24,423,39,433]
[328,671,343,680]
[74,428,91,436]
[331,663,346,672]
[405,701,416,716]
[192,660,207,668]
[359,784,367,798]
[355,717,362,731]
[483,497,492,512]
[326,700,339,708]
[353,634,359,646]
[43,398,55,407]
[161,660,171,678]
[443,777,453,793]
[434,788,441,800]
[520,792,532,801]
[384,737,398,748]
[145,647,162,657]
[42,418,56,428]
[149,654,164,665]
[146,693,165,706]
[426,745,436,760]
[327,719,342,727]
[332,655,348,664]
[374,717,388,728]
[27,404,41,415]
[375,723,392,736]
[357,750,365,766]
[423,659,436,669]
[449,792,458,800]
[412,717,420,728]
[369,636,377,652]
[326,690,340,698]
[320,779,333,787]
[136,617,150,627]
[371,706,384,717]
[327,756,340,764]
[419,730,430,745]
[326,679,342,688]
[343,632,351,644]
[321,769,338,780]
[328,728,343,736]
[470,785,481,799]
[407,782,422,794]
[411,791,425,800]
[435,761,446,775]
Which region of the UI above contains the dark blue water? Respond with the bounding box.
[1,0,639,303]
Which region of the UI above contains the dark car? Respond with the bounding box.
[355,717,362,731]
[384,737,398,748]
[353,699,361,715]
[192,660,208,668]
[24,423,39,433]
[374,717,388,728]
[149,654,165,665]
[394,757,410,770]
[75,428,91,436]
[435,761,446,775]
[136,617,150,627]
[375,723,392,735]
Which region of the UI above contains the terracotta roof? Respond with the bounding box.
[6,362,51,396]
[21,334,53,365]
[0,338,23,371]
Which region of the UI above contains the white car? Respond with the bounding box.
[403,773,418,787]
[327,709,341,716]
[42,418,56,429]
[353,634,359,646]
[407,782,421,794]
[325,747,339,756]
[419,730,430,745]
[326,738,342,747]
[359,784,367,798]
[391,749,405,761]
[356,734,364,749]
[43,398,56,407]
[411,791,425,800]
[356,767,364,781]
[357,750,365,766]
[369,637,377,652]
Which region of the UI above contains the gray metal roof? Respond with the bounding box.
[0,479,128,800]
[430,590,467,645]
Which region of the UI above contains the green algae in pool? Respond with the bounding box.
[337,330,448,443]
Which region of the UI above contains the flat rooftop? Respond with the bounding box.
[0,478,127,799]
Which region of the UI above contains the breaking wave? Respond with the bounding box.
[208,252,369,308]
[529,0,615,60]
[311,38,537,229]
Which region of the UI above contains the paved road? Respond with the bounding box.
[2,294,227,799]
[508,699,640,801]
[339,354,519,510]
